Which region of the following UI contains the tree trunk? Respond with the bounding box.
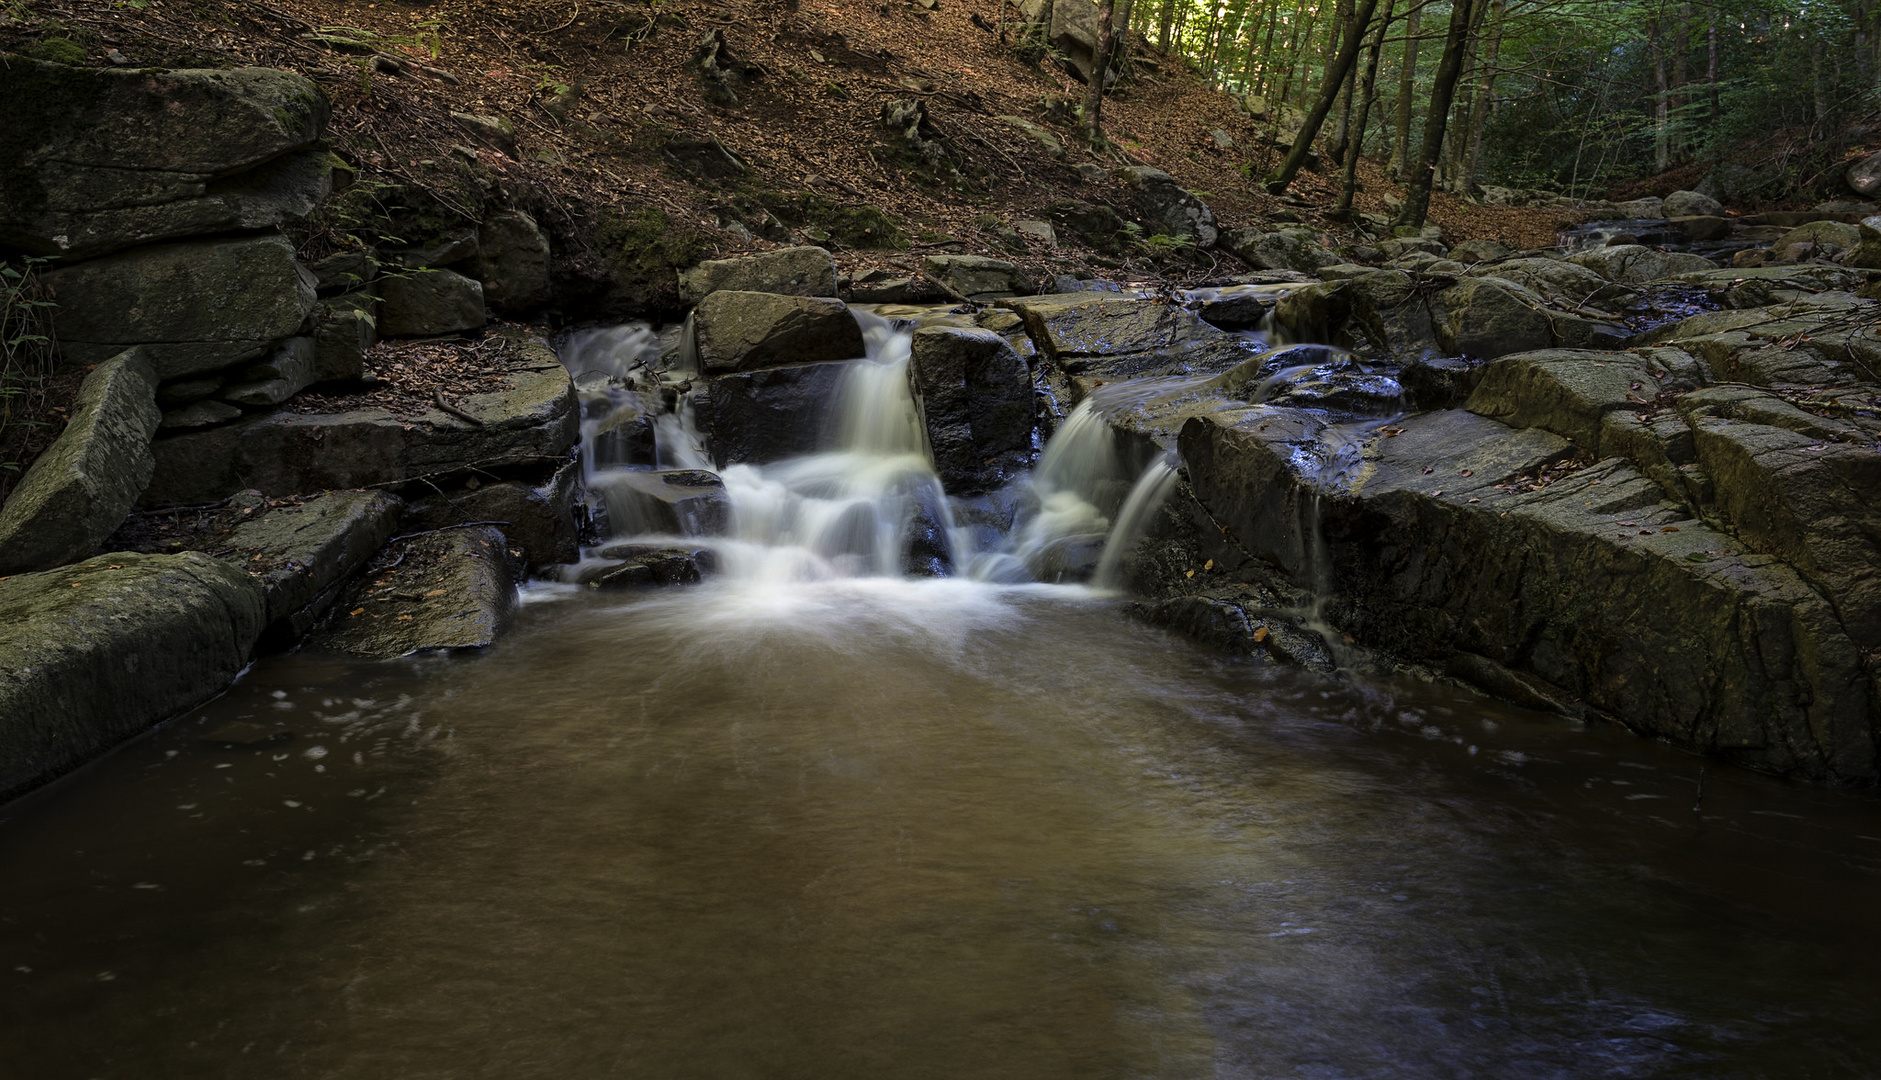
[1459,0,1504,195]
[1388,1,1421,181]
[1083,0,1116,144]
[1327,0,1364,163]
[1158,0,1176,52]
[1396,0,1476,229]
[1650,17,1669,173]
[1339,0,1395,214]
[1267,0,1383,194]
[1707,4,1720,131]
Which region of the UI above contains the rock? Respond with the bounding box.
[663,130,748,178]
[677,246,838,304]
[694,360,850,466]
[161,400,243,430]
[1847,150,1881,197]
[1447,238,1513,263]
[314,526,517,658]
[1047,0,1122,83]
[221,336,316,406]
[1465,349,1673,453]
[1669,216,1732,242]
[143,348,578,504]
[1567,244,1717,283]
[1047,200,1132,253]
[450,111,517,157]
[1436,278,1556,359]
[1000,116,1065,159]
[0,551,267,798]
[1007,292,1251,389]
[1129,590,1335,671]
[1643,293,1880,384]
[378,268,486,337]
[880,99,959,183]
[1776,220,1863,250]
[392,232,479,270]
[1672,265,1864,308]
[1468,257,1628,306]
[909,326,1034,493]
[1399,356,1486,409]
[1662,190,1724,217]
[1178,407,1877,782]
[923,254,1033,297]
[0,348,161,574]
[1015,220,1057,246]
[1219,228,1341,273]
[311,294,377,383]
[588,468,731,537]
[579,545,716,587]
[472,210,552,313]
[691,27,759,108]
[401,461,580,572]
[0,57,331,258]
[692,291,864,373]
[307,252,377,295]
[1612,197,1665,218]
[44,234,318,376]
[1184,284,1277,329]
[1116,167,1218,248]
[215,489,404,643]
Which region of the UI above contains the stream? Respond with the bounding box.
[2,309,1880,1078]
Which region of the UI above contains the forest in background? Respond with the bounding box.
[1080,0,1881,206]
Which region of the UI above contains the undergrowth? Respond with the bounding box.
[0,257,57,484]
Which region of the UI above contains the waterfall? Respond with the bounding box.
[1093,452,1179,589]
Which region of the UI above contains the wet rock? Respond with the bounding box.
[1185,285,1278,329]
[845,271,935,304]
[923,254,1033,297]
[679,246,838,305]
[217,490,404,644]
[144,346,577,504]
[1219,228,1339,274]
[1669,216,1732,243]
[695,359,850,466]
[1178,407,1876,782]
[472,210,552,313]
[44,234,319,376]
[1129,590,1335,672]
[580,544,716,587]
[401,461,580,573]
[1400,356,1486,409]
[1008,292,1251,389]
[1465,349,1676,454]
[1663,190,1725,218]
[0,348,160,574]
[693,291,864,373]
[0,57,330,259]
[315,526,517,657]
[311,294,377,383]
[1643,294,1880,385]
[1275,270,1443,359]
[378,268,486,337]
[1117,167,1218,249]
[909,326,1034,493]
[1568,244,1717,283]
[221,336,316,406]
[0,551,267,799]
[588,469,730,537]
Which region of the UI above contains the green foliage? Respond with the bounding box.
[24,36,84,64]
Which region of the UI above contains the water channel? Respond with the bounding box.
[3,307,1880,1078]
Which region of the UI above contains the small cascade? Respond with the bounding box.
[1092,451,1179,589]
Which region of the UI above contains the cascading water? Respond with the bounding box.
[559,309,1179,592]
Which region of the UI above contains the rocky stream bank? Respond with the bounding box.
[3,57,1879,799]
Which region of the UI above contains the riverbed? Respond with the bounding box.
[2,577,1878,1078]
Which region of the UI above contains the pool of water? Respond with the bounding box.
[3,579,1879,1079]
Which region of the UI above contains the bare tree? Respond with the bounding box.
[1387,0,1422,180]
[1267,0,1383,194]
[1083,0,1117,144]
[1396,0,1476,229]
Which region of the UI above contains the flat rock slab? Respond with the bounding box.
[219,490,405,639]
[1178,408,1877,782]
[143,354,577,505]
[0,551,266,799]
[679,246,837,304]
[693,291,864,373]
[314,526,517,658]
[577,544,717,587]
[0,348,160,574]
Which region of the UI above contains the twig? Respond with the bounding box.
[384,520,514,547]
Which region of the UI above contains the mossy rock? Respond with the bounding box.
[596,207,710,312]
[25,37,86,65]
[761,192,907,250]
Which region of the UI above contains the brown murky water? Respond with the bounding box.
[2,580,1878,1079]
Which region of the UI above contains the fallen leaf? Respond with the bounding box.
[1467,497,1480,503]
[1422,466,1434,474]
[1342,633,1356,643]
[1253,626,1269,643]
[398,615,414,621]
[1459,468,1473,477]
[1184,569,1195,579]
[1662,525,1680,532]
[1431,489,1444,496]
[1203,559,1214,570]
[350,607,365,616]
[1619,521,1637,527]
[425,589,448,597]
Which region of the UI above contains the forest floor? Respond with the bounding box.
[3,0,1582,286]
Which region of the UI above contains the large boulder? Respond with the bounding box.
[401,460,579,573]
[1662,190,1724,218]
[0,348,160,574]
[213,490,405,643]
[588,468,730,537]
[1847,150,1881,197]
[219,336,316,406]
[43,234,318,375]
[472,210,552,313]
[1007,292,1252,391]
[1117,167,1218,248]
[692,291,864,373]
[1775,220,1862,250]
[1178,406,1877,782]
[378,268,487,337]
[1567,244,1717,283]
[0,551,267,799]
[678,246,838,304]
[0,57,331,259]
[1219,228,1341,274]
[313,526,517,657]
[142,351,577,504]
[1465,349,1685,454]
[694,360,850,465]
[1468,257,1630,306]
[909,326,1034,493]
